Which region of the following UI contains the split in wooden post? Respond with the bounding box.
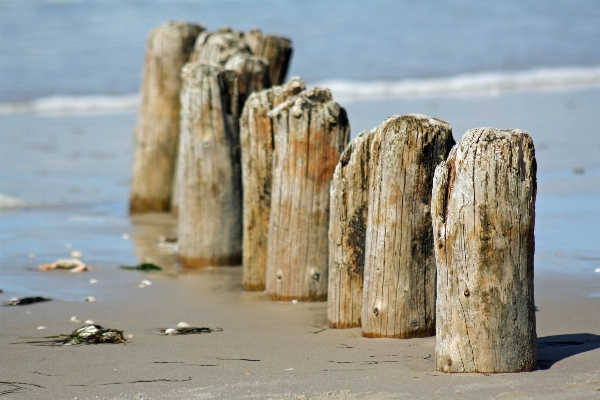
[240,77,306,291]
[266,88,350,301]
[327,128,376,328]
[361,114,454,338]
[177,63,244,267]
[130,21,204,214]
[432,127,537,373]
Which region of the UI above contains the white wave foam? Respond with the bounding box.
[0,94,139,115]
[318,65,600,101]
[0,194,25,209]
[1,65,599,114]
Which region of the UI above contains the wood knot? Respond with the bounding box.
[373,308,379,317]
[464,289,470,297]
[312,273,320,281]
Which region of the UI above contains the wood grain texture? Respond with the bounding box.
[240,77,306,291]
[177,63,244,267]
[432,128,537,373]
[361,114,454,338]
[327,128,375,328]
[130,21,204,214]
[266,88,350,301]
[243,28,293,85]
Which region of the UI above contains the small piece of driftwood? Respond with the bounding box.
[361,114,455,338]
[240,77,306,291]
[432,128,537,373]
[327,128,375,328]
[265,89,350,301]
[177,63,244,267]
[130,21,204,214]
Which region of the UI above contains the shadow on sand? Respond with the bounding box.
[537,333,600,370]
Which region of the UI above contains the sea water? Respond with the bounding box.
[1,0,600,105]
[0,0,599,298]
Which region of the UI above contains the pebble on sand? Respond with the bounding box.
[85,296,96,302]
[70,250,83,258]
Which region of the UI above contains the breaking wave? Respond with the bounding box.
[1,65,599,114]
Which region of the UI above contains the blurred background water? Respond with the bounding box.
[0,0,599,298]
[0,0,599,106]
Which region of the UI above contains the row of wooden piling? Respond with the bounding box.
[129,22,537,373]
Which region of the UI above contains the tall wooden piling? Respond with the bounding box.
[172,27,253,216]
[130,21,204,214]
[327,128,375,328]
[265,89,350,301]
[240,77,306,291]
[361,114,454,338]
[177,63,244,267]
[432,128,537,373]
[243,29,293,85]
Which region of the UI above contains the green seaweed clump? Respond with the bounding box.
[3,296,51,306]
[160,327,222,335]
[63,325,126,345]
[120,263,162,272]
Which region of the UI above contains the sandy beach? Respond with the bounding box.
[1,88,599,399]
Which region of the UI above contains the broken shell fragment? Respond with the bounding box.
[164,328,178,335]
[70,316,81,322]
[85,319,94,324]
[138,279,152,288]
[177,322,190,328]
[85,296,96,302]
[38,259,93,273]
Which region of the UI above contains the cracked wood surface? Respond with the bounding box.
[265,88,350,301]
[240,78,306,291]
[130,21,204,214]
[176,63,244,267]
[327,128,375,328]
[432,128,537,373]
[361,114,454,338]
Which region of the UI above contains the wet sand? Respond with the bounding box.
[1,88,599,399]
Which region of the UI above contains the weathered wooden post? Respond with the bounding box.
[243,28,293,85]
[265,89,350,301]
[177,63,244,267]
[361,114,454,338]
[432,128,537,373]
[172,27,253,216]
[240,77,306,291]
[130,21,204,213]
[327,128,375,328]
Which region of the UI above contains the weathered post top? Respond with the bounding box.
[190,26,251,65]
[243,28,293,85]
